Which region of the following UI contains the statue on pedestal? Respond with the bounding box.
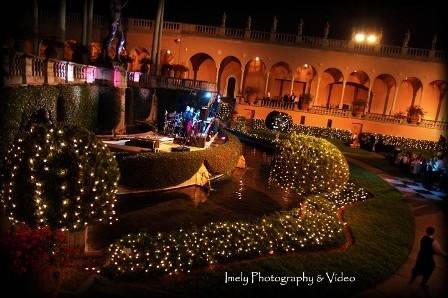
[431,34,438,50]
[272,16,278,33]
[297,19,304,36]
[100,0,128,63]
[402,29,411,48]
[246,16,252,31]
[221,12,226,28]
[324,21,330,39]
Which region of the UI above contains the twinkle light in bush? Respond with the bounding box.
[265,111,293,133]
[0,125,120,231]
[360,132,447,154]
[269,132,349,196]
[217,103,232,122]
[103,183,367,277]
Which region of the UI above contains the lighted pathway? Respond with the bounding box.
[348,158,448,298]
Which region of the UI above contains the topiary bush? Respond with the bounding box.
[0,125,120,230]
[269,132,349,196]
[117,132,243,189]
[265,110,293,132]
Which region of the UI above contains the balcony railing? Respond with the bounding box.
[2,52,216,93]
[38,10,448,63]
[238,99,448,130]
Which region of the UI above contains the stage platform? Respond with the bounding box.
[98,131,213,153]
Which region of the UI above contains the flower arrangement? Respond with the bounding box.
[299,93,313,104]
[406,105,424,124]
[392,111,407,119]
[407,105,424,116]
[7,224,68,275]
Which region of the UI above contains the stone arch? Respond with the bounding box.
[395,77,423,114]
[369,74,396,114]
[268,62,292,99]
[318,67,344,107]
[291,64,317,99]
[242,57,267,103]
[339,70,370,108]
[188,52,217,82]
[218,56,242,96]
[425,80,448,121]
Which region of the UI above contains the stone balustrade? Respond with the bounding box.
[240,100,448,130]
[2,52,217,93]
[40,10,447,63]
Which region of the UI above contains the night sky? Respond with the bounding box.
[3,0,448,49]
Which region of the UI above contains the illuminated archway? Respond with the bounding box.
[242,57,267,102]
[268,62,292,99]
[370,74,396,114]
[189,52,217,82]
[395,77,423,114]
[319,68,344,107]
[218,56,242,96]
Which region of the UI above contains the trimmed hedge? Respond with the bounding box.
[265,110,293,132]
[117,132,243,188]
[0,125,119,230]
[270,132,350,196]
[0,85,120,172]
[117,151,204,189]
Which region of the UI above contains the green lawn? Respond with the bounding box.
[88,163,414,298]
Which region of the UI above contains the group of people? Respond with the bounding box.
[393,151,447,192]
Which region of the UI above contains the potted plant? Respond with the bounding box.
[352,98,367,117]
[172,64,189,78]
[392,111,407,123]
[299,93,313,110]
[244,86,259,105]
[407,105,424,124]
[5,224,70,298]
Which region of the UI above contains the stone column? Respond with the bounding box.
[59,0,66,43]
[33,0,39,55]
[313,76,322,106]
[389,86,399,115]
[86,0,94,57]
[289,74,294,95]
[339,80,346,108]
[82,0,88,45]
[151,0,164,75]
[264,71,270,97]
[365,83,373,113]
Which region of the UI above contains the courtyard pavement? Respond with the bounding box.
[349,158,448,298]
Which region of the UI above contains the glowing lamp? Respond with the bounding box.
[354,33,366,43]
[366,34,377,44]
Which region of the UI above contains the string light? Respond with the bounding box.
[103,184,367,277]
[0,125,120,231]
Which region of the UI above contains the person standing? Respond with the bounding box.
[409,226,447,287]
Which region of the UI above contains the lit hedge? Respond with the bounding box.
[293,124,352,144]
[269,132,349,196]
[0,85,121,173]
[360,132,448,154]
[0,125,120,231]
[117,132,242,188]
[103,183,367,278]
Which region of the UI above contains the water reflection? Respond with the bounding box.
[89,145,303,249]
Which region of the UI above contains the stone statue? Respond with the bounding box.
[297,18,304,36]
[100,0,128,63]
[272,16,278,33]
[402,29,411,48]
[221,12,226,28]
[431,34,438,50]
[324,21,330,39]
[246,16,252,30]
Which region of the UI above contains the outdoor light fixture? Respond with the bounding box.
[366,34,377,44]
[354,33,366,43]
[255,56,260,61]
[167,50,171,55]
[304,64,309,68]
[354,32,379,45]
[204,92,212,99]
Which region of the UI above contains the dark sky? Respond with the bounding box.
[4,0,448,49]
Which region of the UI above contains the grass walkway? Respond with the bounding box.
[77,163,414,298]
